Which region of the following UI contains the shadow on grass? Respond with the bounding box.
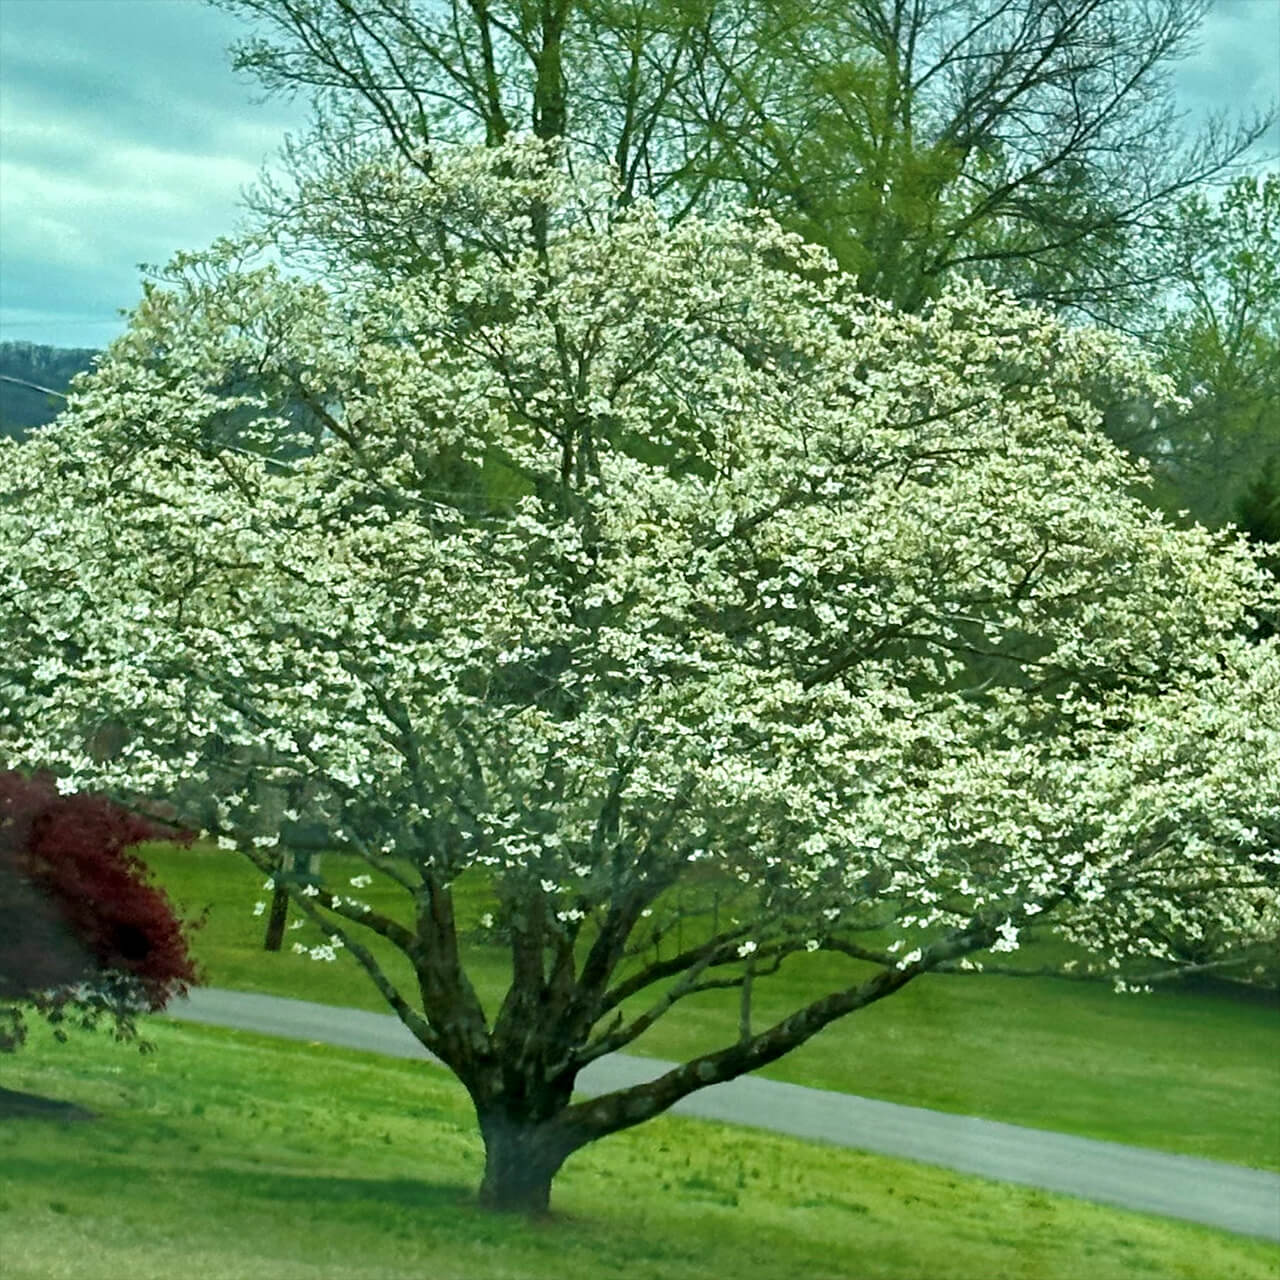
[1172,977,1280,1009]
[3,1149,478,1213]
[0,1086,97,1122]
[245,1170,476,1214]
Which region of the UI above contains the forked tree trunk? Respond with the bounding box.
[476,1112,577,1214]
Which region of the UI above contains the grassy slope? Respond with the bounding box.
[2,1023,1277,1280]
[145,843,1280,1170]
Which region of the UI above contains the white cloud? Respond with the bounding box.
[1174,0,1280,161]
[0,0,304,346]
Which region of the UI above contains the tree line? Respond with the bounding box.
[0,342,97,438]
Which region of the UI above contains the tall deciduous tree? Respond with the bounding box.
[1,145,1276,1211]
[1131,175,1280,526]
[0,773,199,1053]
[216,0,1268,312]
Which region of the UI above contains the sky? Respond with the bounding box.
[1,0,1277,350]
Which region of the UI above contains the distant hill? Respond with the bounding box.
[0,342,329,466]
[0,341,99,439]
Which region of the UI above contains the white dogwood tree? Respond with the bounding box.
[2,143,1277,1211]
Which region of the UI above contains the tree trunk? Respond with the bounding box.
[476,1113,575,1214]
[262,884,290,951]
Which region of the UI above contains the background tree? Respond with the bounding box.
[1,145,1276,1211]
[1235,450,1280,647]
[216,0,1267,313]
[1134,175,1280,527]
[1237,455,1280,559]
[0,772,200,1054]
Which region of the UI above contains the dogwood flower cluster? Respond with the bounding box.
[0,142,1276,1053]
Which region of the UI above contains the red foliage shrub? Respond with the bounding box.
[0,771,201,1051]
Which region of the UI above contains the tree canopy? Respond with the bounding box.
[1,143,1276,1210]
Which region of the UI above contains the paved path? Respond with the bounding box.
[168,987,1280,1242]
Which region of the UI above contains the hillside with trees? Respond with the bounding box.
[0,342,98,439]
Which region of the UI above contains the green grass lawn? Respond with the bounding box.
[144,842,1280,1171]
[2,1022,1277,1280]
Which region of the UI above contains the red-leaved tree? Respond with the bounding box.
[0,772,200,1052]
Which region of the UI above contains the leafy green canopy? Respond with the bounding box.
[0,146,1276,1177]
[220,0,1269,315]
[1141,175,1280,526]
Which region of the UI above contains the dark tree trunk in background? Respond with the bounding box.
[262,884,290,951]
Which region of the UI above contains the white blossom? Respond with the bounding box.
[991,920,1020,954]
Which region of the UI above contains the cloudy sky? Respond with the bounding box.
[1,0,1277,350]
